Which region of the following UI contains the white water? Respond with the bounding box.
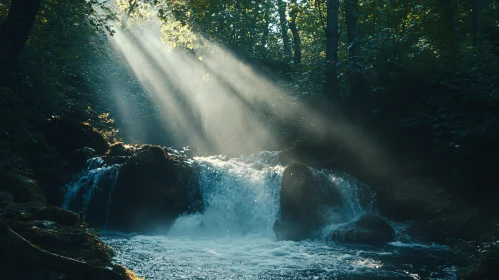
[62,157,120,222]
[99,151,462,279]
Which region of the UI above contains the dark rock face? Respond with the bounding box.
[275,162,343,241]
[0,202,136,279]
[108,146,203,231]
[330,214,395,245]
[0,172,46,204]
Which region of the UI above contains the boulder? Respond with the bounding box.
[330,214,395,245]
[32,206,80,227]
[72,147,97,164]
[0,208,140,280]
[107,145,203,231]
[0,172,46,204]
[275,163,325,241]
[107,143,135,157]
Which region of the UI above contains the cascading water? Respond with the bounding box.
[98,151,464,279]
[169,152,283,236]
[62,157,121,225]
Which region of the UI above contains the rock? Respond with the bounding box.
[2,202,79,227]
[73,147,96,160]
[276,163,326,241]
[32,206,80,226]
[44,118,109,157]
[107,143,135,157]
[0,203,114,268]
[107,145,203,231]
[0,172,46,204]
[275,162,345,241]
[460,243,499,280]
[0,191,14,208]
[330,214,395,245]
[33,220,57,229]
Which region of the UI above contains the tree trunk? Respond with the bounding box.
[345,0,366,105]
[261,3,270,55]
[277,0,292,60]
[325,0,340,104]
[289,0,302,65]
[121,0,140,28]
[436,0,459,66]
[0,0,41,79]
[472,0,488,46]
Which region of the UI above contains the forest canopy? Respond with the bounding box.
[1,0,499,167]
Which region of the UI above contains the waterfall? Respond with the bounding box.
[61,151,372,235]
[62,157,121,224]
[169,151,372,238]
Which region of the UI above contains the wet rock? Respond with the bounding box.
[0,172,46,204]
[460,243,499,280]
[275,162,343,241]
[33,206,80,227]
[108,145,203,231]
[330,214,395,245]
[32,220,57,229]
[2,203,79,227]
[73,147,96,159]
[1,203,114,267]
[107,143,135,157]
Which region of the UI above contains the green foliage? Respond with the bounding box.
[1,0,499,169]
[0,0,119,172]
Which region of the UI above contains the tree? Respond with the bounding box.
[344,0,365,104]
[0,0,41,79]
[277,0,292,60]
[325,0,340,104]
[289,0,302,65]
[435,0,459,66]
[261,2,271,56]
[472,0,488,46]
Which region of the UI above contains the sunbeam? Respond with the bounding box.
[105,17,394,179]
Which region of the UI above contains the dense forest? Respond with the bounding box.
[1,0,499,279]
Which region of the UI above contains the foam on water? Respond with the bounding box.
[102,233,461,280]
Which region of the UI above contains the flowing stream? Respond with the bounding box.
[64,152,466,279]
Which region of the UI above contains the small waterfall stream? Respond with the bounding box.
[62,157,121,225]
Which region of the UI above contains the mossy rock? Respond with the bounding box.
[0,172,46,204]
[108,145,202,231]
[32,207,80,227]
[107,143,135,157]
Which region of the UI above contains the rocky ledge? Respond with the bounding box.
[0,190,140,279]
